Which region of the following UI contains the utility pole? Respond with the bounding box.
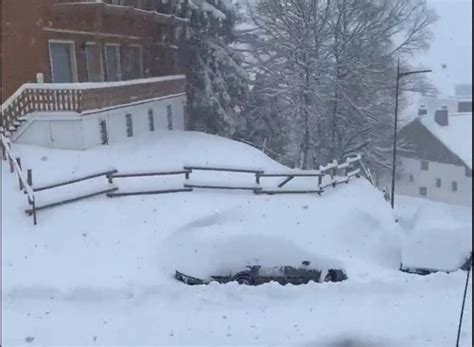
[391,60,432,209]
[456,254,472,347]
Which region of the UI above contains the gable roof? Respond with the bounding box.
[420,114,472,169]
[399,114,472,169]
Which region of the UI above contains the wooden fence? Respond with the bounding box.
[1,136,37,224]
[25,169,119,217]
[2,150,363,226]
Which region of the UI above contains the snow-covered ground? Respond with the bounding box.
[2,131,472,346]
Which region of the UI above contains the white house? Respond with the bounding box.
[396,107,472,206]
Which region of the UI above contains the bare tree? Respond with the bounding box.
[240,0,437,171]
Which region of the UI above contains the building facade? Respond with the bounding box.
[1,0,190,149]
[396,101,472,206]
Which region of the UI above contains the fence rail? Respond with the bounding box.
[3,152,363,226]
[1,136,37,224]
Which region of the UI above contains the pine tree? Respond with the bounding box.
[181,0,249,136]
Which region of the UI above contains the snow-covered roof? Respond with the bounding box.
[420,113,472,169]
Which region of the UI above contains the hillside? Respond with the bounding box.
[2,131,472,347]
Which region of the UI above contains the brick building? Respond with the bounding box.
[1,0,190,149]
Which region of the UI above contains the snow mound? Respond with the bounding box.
[397,196,472,271]
[4,131,470,346]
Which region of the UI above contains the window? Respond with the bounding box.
[409,174,415,182]
[85,43,103,82]
[420,187,428,197]
[436,178,442,188]
[421,160,429,171]
[458,101,472,113]
[123,45,143,80]
[452,181,459,192]
[99,120,108,145]
[167,105,173,130]
[466,167,473,177]
[148,109,155,132]
[125,114,133,137]
[105,44,121,81]
[49,41,77,83]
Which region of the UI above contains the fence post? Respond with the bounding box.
[27,169,33,187]
[332,160,338,187]
[256,173,260,185]
[16,157,24,191]
[185,171,190,180]
[32,199,38,226]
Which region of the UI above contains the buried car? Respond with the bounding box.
[175,261,347,286]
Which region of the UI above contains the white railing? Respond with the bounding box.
[0,75,186,137]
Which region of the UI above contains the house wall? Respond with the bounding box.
[396,156,472,206]
[1,0,182,102]
[1,0,50,102]
[14,94,187,150]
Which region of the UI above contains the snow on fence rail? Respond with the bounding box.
[1,136,37,224]
[106,170,193,197]
[25,169,119,217]
[3,153,363,226]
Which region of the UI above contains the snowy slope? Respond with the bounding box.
[2,131,472,347]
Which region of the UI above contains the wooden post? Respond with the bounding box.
[332,160,338,187]
[32,199,38,226]
[185,171,190,180]
[16,157,23,191]
[107,174,113,184]
[256,173,260,185]
[27,169,33,187]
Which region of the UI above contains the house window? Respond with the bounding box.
[125,114,133,137]
[49,41,77,83]
[99,120,108,145]
[419,187,428,197]
[85,43,103,82]
[167,105,173,130]
[436,178,442,188]
[409,174,415,182]
[420,160,429,171]
[458,101,472,113]
[105,44,121,81]
[148,109,155,132]
[452,181,459,192]
[466,168,473,177]
[123,45,143,80]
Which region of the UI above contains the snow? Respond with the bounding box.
[190,0,227,20]
[2,131,472,346]
[397,196,472,272]
[420,113,473,169]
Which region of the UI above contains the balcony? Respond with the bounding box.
[1,75,186,136]
[55,0,190,16]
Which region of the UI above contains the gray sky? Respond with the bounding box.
[419,0,472,96]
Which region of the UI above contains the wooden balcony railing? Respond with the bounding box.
[55,0,190,15]
[0,75,186,137]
